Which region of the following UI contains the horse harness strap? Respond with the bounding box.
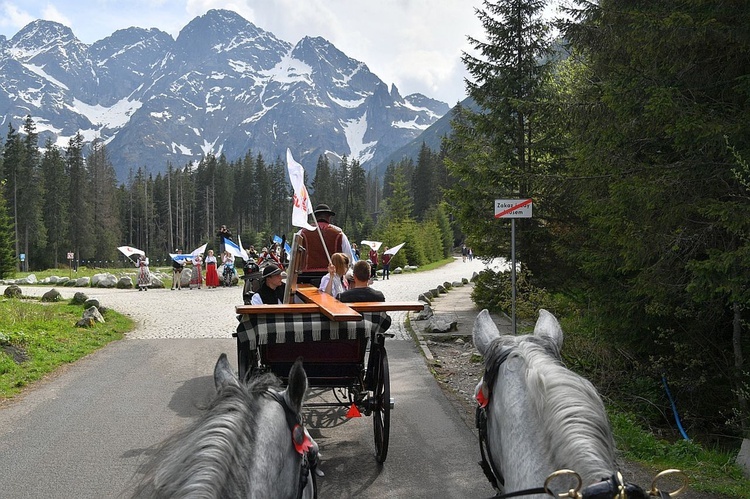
[266,390,318,499]
[476,345,512,491]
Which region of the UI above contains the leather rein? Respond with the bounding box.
[475,344,684,498]
[266,390,319,499]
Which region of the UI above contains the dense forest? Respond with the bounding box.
[1,0,749,444]
[445,0,750,443]
[0,115,453,275]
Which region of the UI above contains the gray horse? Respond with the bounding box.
[474,309,618,498]
[132,354,317,498]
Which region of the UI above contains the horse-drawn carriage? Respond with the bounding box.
[233,235,423,463]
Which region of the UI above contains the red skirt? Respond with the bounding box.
[205,262,220,287]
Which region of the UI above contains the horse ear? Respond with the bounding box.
[214,353,240,391]
[285,357,308,414]
[534,309,563,350]
[473,309,500,356]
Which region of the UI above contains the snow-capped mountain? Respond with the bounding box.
[0,9,449,181]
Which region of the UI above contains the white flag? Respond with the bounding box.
[384,242,405,256]
[236,234,251,261]
[191,243,207,257]
[361,240,383,251]
[117,245,144,258]
[286,149,315,230]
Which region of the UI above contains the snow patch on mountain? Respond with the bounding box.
[342,112,376,163]
[328,93,366,108]
[23,63,69,90]
[68,97,142,128]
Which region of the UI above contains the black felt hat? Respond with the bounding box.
[313,203,335,216]
[262,263,286,279]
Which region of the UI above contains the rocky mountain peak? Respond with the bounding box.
[0,10,449,181]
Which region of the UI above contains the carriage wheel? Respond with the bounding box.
[372,346,391,463]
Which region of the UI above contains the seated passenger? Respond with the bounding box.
[339,260,385,303]
[250,264,287,305]
[319,252,350,299]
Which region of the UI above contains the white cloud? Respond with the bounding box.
[0,2,36,32]
[40,3,72,28]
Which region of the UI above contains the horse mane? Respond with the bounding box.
[498,335,617,481]
[132,372,282,498]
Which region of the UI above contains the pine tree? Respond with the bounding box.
[41,138,69,268]
[2,123,23,270]
[67,132,93,261]
[0,184,15,278]
[444,0,553,269]
[18,115,46,270]
[87,139,120,262]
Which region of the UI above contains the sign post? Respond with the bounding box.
[67,252,75,279]
[494,199,533,335]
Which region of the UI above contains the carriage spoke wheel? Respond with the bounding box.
[372,346,390,463]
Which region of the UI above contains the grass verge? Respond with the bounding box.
[611,411,750,497]
[0,297,133,400]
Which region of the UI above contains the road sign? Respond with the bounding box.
[67,252,75,260]
[19,253,25,261]
[495,199,532,219]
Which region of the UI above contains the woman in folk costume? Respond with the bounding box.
[319,252,350,299]
[191,253,203,289]
[204,249,220,288]
[136,253,151,291]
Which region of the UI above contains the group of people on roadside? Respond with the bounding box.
[147,205,393,298]
[169,247,238,291]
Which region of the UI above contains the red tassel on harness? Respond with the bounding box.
[292,424,313,454]
[476,384,489,408]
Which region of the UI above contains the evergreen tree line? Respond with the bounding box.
[0,117,456,276]
[444,0,750,439]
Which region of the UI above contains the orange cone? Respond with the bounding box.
[346,403,362,418]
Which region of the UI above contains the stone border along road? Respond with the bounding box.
[7,257,497,340]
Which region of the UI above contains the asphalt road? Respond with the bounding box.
[0,257,496,498]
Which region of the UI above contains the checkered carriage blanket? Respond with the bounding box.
[236,311,392,350]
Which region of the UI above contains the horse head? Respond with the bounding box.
[133,354,317,499]
[473,309,617,498]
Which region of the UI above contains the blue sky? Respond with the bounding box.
[0,0,498,104]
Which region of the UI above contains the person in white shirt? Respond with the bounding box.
[318,252,350,299]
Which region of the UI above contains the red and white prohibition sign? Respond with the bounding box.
[494,199,533,219]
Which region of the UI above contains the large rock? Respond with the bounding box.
[71,292,89,305]
[3,284,22,298]
[82,306,105,324]
[116,276,134,289]
[41,289,62,302]
[149,276,165,289]
[414,303,434,321]
[14,274,37,285]
[180,268,193,286]
[75,277,91,287]
[94,274,117,288]
[423,314,458,333]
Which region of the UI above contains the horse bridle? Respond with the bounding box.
[266,390,319,499]
[475,344,686,498]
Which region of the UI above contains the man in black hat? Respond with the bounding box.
[250,263,287,305]
[298,203,353,274]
